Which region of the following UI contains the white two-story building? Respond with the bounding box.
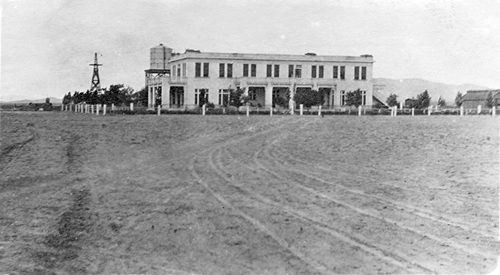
[145,44,375,109]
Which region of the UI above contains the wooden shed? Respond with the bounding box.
[461,90,500,109]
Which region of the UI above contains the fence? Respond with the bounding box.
[60,103,499,117]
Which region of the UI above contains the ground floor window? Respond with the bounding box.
[340,90,346,106]
[361,90,366,106]
[218,89,230,106]
[195,88,208,106]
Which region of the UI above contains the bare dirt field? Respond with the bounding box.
[1,111,499,274]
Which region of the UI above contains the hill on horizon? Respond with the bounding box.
[0,97,62,105]
[373,78,491,105]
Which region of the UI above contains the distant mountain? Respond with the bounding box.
[0,97,62,104]
[373,78,490,104]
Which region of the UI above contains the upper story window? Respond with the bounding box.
[274,65,280,77]
[267,64,272,77]
[227,63,233,78]
[312,65,317,78]
[243,64,249,77]
[172,65,176,77]
[177,65,181,77]
[182,63,186,77]
[295,65,302,78]
[354,66,360,80]
[340,66,345,80]
[361,66,367,80]
[219,63,225,77]
[195,63,201,77]
[288,64,302,78]
[319,65,324,78]
[203,63,209,77]
[220,63,233,78]
[333,66,338,79]
[251,64,257,77]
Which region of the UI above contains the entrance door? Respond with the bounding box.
[170,87,184,108]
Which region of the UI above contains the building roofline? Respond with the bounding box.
[168,51,374,63]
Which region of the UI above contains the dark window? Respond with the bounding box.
[288,65,294,77]
[267,64,272,77]
[295,65,302,78]
[354,66,360,80]
[319,66,324,78]
[361,66,366,80]
[312,65,317,78]
[274,65,280,77]
[251,64,256,77]
[203,63,209,77]
[243,64,249,77]
[219,63,225,77]
[333,66,338,78]
[227,64,233,78]
[195,63,201,77]
[340,66,345,80]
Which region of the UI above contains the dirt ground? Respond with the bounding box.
[0,111,499,274]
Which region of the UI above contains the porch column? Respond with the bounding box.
[265,84,273,108]
[330,89,334,108]
[152,87,157,107]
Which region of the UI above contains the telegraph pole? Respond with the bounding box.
[89,53,102,92]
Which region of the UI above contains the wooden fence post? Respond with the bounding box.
[270,106,273,117]
[300,104,303,116]
[318,105,321,116]
[460,105,464,116]
[246,105,250,117]
[492,106,496,117]
[103,105,106,116]
[358,106,362,116]
[157,106,161,116]
[202,104,206,116]
[477,105,481,115]
[130,103,134,111]
[411,108,415,117]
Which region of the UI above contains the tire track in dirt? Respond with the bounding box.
[272,145,496,225]
[213,147,431,274]
[188,148,329,274]
[0,130,35,173]
[265,135,496,242]
[256,128,498,260]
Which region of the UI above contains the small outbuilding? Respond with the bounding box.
[461,90,500,109]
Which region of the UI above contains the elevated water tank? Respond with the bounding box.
[150,44,173,69]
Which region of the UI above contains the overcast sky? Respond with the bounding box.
[1,0,499,100]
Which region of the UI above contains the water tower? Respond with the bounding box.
[145,44,172,108]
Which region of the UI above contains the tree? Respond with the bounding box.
[229,88,247,108]
[345,89,363,107]
[437,96,446,107]
[485,91,494,108]
[130,87,148,106]
[62,92,73,104]
[415,90,431,109]
[455,91,463,107]
[386,93,398,107]
[293,89,324,109]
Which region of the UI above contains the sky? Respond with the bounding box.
[1,0,499,100]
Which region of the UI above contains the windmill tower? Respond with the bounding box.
[89,53,102,92]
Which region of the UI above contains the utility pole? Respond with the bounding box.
[89,53,103,92]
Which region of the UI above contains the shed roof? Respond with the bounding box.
[462,90,500,101]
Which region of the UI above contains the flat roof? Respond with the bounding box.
[169,51,374,63]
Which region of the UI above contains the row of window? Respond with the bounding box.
[191,62,368,80]
[192,88,367,106]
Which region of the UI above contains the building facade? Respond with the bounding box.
[146,45,375,109]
